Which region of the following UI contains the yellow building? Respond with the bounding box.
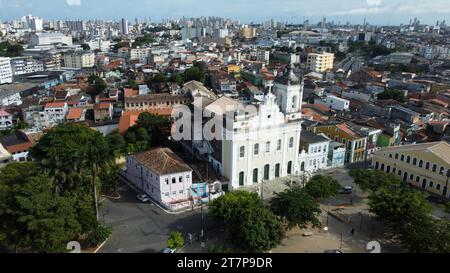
[242,26,256,39]
[313,123,367,163]
[227,64,241,74]
[306,52,335,72]
[372,141,450,199]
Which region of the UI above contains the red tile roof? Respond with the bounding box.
[0,109,11,117]
[119,108,173,134]
[66,108,84,120]
[45,102,66,108]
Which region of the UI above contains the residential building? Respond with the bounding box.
[372,142,450,199]
[313,123,367,163]
[44,102,68,126]
[124,93,191,111]
[63,51,95,68]
[10,57,44,76]
[130,47,150,63]
[124,147,193,211]
[307,52,335,72]
[298,131,330,173]
[0,132,33,162]
[328,141,346,168]
[0,57,13,84]
[66,107,86,123]
[94,102,113,122]
[0,109,13,130]
[314,95,350,111]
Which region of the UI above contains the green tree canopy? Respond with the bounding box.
[167,230,184,250]
[304,175,341,199]
[87,75,107,97]
[209,191,284,252]
[184,66,205,83]
[81,43,90,51]
[0,41,23,57]
[0,163,81,252]
[377,88,406,102]
[349,169,401,192]
[270,186,322,230]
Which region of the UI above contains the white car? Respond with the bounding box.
[137,194,150,203]
[160,247,176,253]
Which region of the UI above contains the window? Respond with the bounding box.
[406,156,411,163]
[432,164,437,172]
[419,160,423,167]
[179,176,183,183]
[289,137,294,148]
[254,143,259,155]
[239,171,245,186]
[318,146,321,153]
[186,174,190,179]
[413,158,417,165]
[253,168,258,183]
[398,170,402,176]
[172,191,176,196]
[436,184,441,190]
[440,167,445,175]
[429,181,434,188]
[400,155,405,161]
[395,153,399,159]
[425,162,430,170]
[277,139,282,151]
[240,146,245,158]
[266,141,271,153]
[165,178,169,185]
[416,176,420,183]
[389,154,392,158]
[287,161,292,174]
[179,190,184,194]
[381,164,385,171]
[165,192,169,197]
[172,178,176,184]
[375,162,379,169]
[410,174,413,180]
[323,145,327,152]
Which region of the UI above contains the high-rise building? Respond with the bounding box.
[66,20,86,32]
[0,57,13,85]
[120,18,129,35]
[306,52,335,72]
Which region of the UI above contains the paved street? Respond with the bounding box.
[98,181,217,253]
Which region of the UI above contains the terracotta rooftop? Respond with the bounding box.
[45,102,66,108]
[66,108,84,120]
[130,147,192,175]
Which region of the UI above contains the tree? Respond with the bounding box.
[304,175,341,199]
[106,130,126,157]
[270,186,322,230]
[377,88,406,102]
[167,230,184,250]
[87,225,111,247]
[168,74,184,85]
[150,73,167,83]
[209,191,284,252]
[81,43,90,51]
[368,185,450,252]
[0,41,23,57]
[0,163,81,252]
[87,75,107,97]
[184,67,205,83]
[30,124,113,221]
[349,169,401,192]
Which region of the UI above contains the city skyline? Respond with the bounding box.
[0,0,449,25]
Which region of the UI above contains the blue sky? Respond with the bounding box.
[0,0,449,25]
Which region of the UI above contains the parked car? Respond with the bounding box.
[160,247,176,253]
[426,195,446,204]
[340,186,353,194]
[137,194,150,203]
[324,249,342,253]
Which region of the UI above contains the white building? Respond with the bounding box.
[307,52,335,72]
[298,131,330,173]
[86,39,111,53]
[0,109,13,130]
[63,51,95,68]
[10,57,44,76]
[130,47,150,63]
[315,94,350,111]
[203,84,303,190]
[29,32,73,47]
[44,102,68,126]
[0,57,13,84]
[124,147,193,211]
[273,64,303,121]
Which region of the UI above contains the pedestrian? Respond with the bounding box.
[351,228,355,236]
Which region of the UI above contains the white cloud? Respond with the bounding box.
[66,0,81,6]
[366,0,382,6]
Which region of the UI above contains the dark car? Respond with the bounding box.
[339,186,353,194]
